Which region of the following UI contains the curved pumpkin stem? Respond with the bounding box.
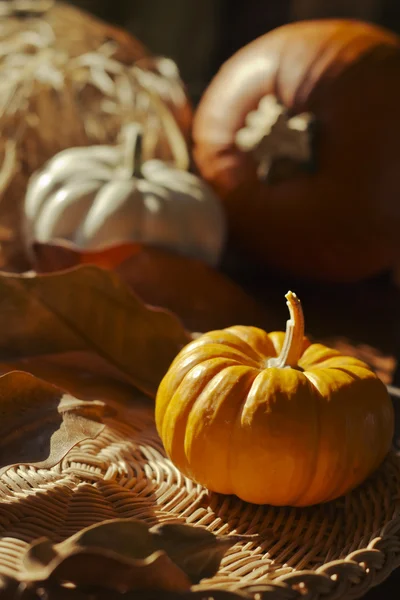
[120,123,143,179]
[235,95,314,184]
[267,291,304,369]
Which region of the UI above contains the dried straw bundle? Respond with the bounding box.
[0,1,192,269]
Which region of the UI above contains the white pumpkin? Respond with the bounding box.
[24,124,226,266]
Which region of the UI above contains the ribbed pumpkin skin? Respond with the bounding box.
[192,20,400,282]
[156,326,394,506]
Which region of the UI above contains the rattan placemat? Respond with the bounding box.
[1,394,400,600]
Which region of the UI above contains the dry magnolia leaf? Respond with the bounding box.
[149,522,256,583]
[32,242,271,332]
[24,544,191,594]
[0,266,189,397]
[0,574,19,600]
[0,370,106,476]
[0,578,247,600]
[21,518,252,592]
[0,356,145,404]
[32,240,140,271]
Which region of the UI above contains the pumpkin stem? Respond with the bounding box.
[120,123,143,179]
[267,291,304,369]
[235,95,315,185]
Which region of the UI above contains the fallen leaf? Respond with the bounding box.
[21,519,251,593]
[0,266,190,397]
[32,242,271,332]
[32,240,140,272]
[24,543,191,594]
[0,574,17,597]
[0,371,106,477]
[1,356,146,404]
[150,522,257,583]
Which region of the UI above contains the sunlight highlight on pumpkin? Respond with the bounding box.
[156,292,394,506]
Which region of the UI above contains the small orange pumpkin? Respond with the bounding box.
[156,292,394,506]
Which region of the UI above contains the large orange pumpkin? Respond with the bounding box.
[193,20,400,282]
[156,292,394,506]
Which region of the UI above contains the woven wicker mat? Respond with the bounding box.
[1,394,400,600]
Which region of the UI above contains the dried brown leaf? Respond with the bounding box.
[0,574,20,600]
[150,522,257,583]
[0,371,106,477]
[0,266,190,397]
[21,519,253,592]
[24,542,190,594]
[32,240,140,272]
[0,355,145,404]
[32,242,271,332]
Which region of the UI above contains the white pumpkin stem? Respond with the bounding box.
[120,123,144,179]
[235,95,314,183]
[267,291,305,369]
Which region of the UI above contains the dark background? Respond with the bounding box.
[66,0,400,103]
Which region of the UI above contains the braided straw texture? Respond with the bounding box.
[1,395,400,600]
